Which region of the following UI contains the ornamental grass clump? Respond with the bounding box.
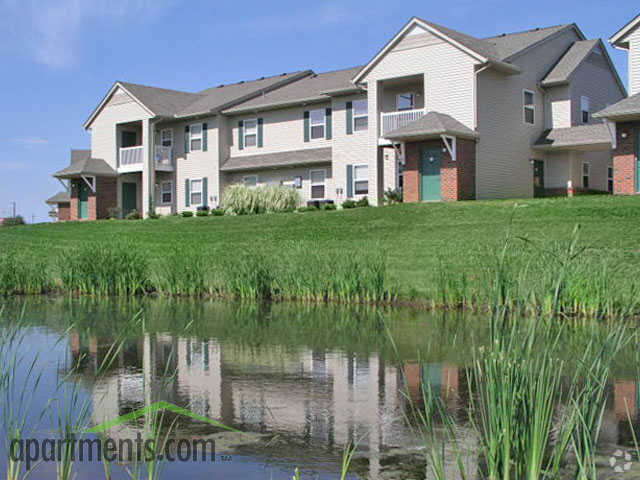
[0,247,52,295]
[222,184,300,215]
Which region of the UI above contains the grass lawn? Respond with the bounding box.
[2,194,640,302]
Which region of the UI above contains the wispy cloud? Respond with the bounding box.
[0,0,176,68]
[10,137,48,146]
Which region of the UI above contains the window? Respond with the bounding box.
[309,109,325,139]
[608,166,613,193]
[190,124,203,151]
[523,90,535,124]
[243,175,258,188]
[582,162,590,189]
[581,96,590,124]
[160,129,173,147]
[310,169,326,199]
[396,93,415,111]
[244,119,257,147]
[353,100,368,131]
[190,179,202,205]
[161,181,172,204]
[353,164,369,195]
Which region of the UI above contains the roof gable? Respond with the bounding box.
[483,24,581,61]
[610,13,640,48]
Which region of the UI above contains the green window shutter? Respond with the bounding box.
[202,123,208,151]
[202,177,208,207]
[346,101,353,135]
[238,120,244,150]
[257,118,263,148]
[303,111,310,142]
[346,165,353,198]
[325,108,332,140]
[185,179,190,207]
[184,126,190,153]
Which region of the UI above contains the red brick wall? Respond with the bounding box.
[96,177,117,219]
[57,203,70,222]
[403,138,476,202]
[612,122,638,195]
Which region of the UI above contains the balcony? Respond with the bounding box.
[117,145,173,173]
[380,109,425,138]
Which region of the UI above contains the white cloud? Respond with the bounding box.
[0,0,176,68]
[10,137,48,145]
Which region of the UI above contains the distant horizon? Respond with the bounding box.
[0,1,634,222]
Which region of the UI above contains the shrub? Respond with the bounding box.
[181,211,193,218]
[341,200,356,209]
[383,188,403,204]
[210,209,225,216]
[125,210,141,220]
[106,206,120,219]
[197,206,210,213]
[148,212,161,220]
[322,203,337,211]
[196,210,209,217]
[278,208,296,214]
[356,197,370,208]
[297,206,319,213]
[222,184,300,215]
[1,216,25,227]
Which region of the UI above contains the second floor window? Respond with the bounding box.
[353,100,368,131]
[190,179,202,205]
[581,96,590,123]
[523,90,535,125]
[310,109,325,139]
[244,119,257,147]
[160,129,173,147]
[190,124,203,151]
[396,93,415,111]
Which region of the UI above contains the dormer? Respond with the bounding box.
[610,12,640,95]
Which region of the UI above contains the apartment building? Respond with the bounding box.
[49,16,627,219]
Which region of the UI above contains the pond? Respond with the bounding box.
[0,297,638,479]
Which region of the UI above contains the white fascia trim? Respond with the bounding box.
[606,120,617,150]
[610,13,640,47]
[83,82,155,130]
[441,135,457,161]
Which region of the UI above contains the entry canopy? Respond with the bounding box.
[533,123,613,151]
[53,150,116,179]
[383,111,476,142]
[593,93,640,122]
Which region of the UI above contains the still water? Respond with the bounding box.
[0,297,638,479]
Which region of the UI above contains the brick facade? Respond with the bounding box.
[612,122,639,195]
[403,138,476,202]
[57,203,70,222]
[68,177,118,221]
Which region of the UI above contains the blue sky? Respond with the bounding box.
[0,0,634,221]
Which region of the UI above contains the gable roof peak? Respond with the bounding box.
[610,12,640,48]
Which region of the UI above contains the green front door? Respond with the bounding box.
[122,183,137,217]
[420,148,442,201]
[78,181,89,219]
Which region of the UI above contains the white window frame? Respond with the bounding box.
[352,99,368,131]
[353,163,369,196]
[244,118,258,148]
[160,128,173,147]
[309,169,326,199]
[189,124,203,151]
[243,175,258,188]
[190,178,203,206]
[523,89,535,125]
[396,92,415,111]
[582,162,590,189]
[580,96,590,124]
[160,181,172,204]
[309,109,325,140]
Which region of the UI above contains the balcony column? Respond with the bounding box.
[141,119,155,217]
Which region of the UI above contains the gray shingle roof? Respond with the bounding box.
[223,67,363,114]
[384,111,476,140]
[71,149,91,163]
[45,191,70,204]
[541,40,599,86]
[221,148,331,172]
[53,156,116,178]
[118,82,203,117]
[533,123,612,149]
[483,24,575,60]
[593,93,640,120]
[417,18,500,61]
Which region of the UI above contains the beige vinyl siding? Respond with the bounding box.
[90,88,151,170]
[222,166,332,205]
[629,27,640,96]
[476,28,580,199]
[228,104,332,158]
[331,94,370,203]
[579,150,610,191]
[169,117,220,212]
[544,86,571,129]
[543,153,570,189]
[569,47,625,125]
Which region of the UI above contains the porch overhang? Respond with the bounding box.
[221,147,332,173]
[593,93,640,122]
[533,124,613,152]
[53,157,117,180]
[383,111,477,142]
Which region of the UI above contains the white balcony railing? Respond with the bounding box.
[154,145,172,168]
[119,146,144,167]
[380,109,425,137]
